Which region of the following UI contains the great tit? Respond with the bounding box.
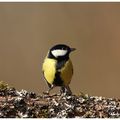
[42,44,76,95]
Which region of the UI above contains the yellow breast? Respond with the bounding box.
[42,57,73,86]
[42,58,57,84]
[60,59,73,86]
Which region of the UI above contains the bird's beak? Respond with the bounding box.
[70,48,76,52]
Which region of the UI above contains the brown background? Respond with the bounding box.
[0,3,120,98]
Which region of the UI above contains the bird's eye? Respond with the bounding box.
[62,47,65,50]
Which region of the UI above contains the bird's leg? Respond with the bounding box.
[65,86,72,95]
[43,84,54,95]
[60,86,72,96]
[60,86,65,95]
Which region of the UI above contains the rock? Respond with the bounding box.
[0,82,120,118]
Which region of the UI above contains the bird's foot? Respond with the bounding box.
[60,86,72,96]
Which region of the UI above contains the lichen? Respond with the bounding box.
[0,81,120,118]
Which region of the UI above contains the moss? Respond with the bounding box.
[37,109,49,118]
[75,92,89,100]
[0,81,9,90]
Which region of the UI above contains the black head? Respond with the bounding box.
[48,44,76,60]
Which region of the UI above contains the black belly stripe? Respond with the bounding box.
[53,58,69,86]
[56,59,68,70]
[53,72,63,86]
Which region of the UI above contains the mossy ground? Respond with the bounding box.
[0,81,120,118]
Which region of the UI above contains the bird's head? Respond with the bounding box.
[48,44,76,60]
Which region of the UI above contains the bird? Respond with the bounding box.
[42,44,76,95]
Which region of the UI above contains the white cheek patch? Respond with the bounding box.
[51,49,67,58]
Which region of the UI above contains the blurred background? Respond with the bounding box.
[0,3,120,98]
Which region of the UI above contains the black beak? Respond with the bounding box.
[70,48,76,52]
